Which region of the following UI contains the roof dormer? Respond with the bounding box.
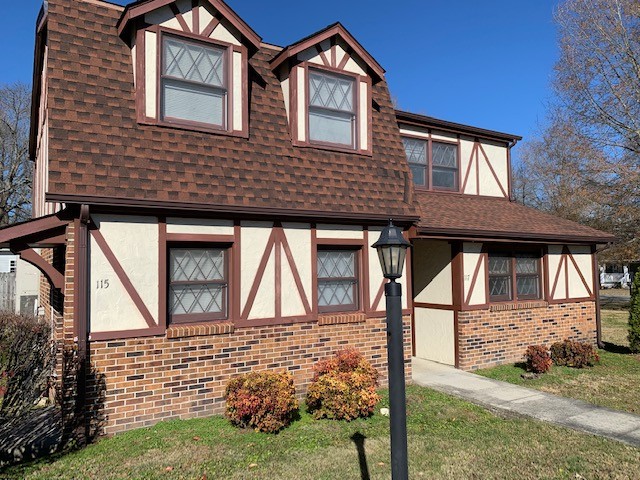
[117,0,261,137]
[270,23,385,155]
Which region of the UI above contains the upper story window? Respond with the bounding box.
[308,70,356,148]
[488,253,541,303]
[402,137,459,191]
[161,35,228,129]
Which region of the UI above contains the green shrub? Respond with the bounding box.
[550,339,600,368]
[225,371,298,433]
[306,348,379,421]
[629,271,640,353]
[0,313,55,415]
[524,345,552,374]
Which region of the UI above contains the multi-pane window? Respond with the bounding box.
[308,70,356,147]
[169,247,228,323]
[488,253,541,302]
[402,137,458,190]
[161,35,227,128]
[317,249,359,312]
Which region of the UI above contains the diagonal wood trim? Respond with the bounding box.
[16,247,65,290]
[371,279,386,312]
[464,252,484,306]
[461,142,477,193]
[201,16,220,37]
[280,228,312,315]
[90,228,157,328]
[550,252,566,300]
[478,143,508,198]
[315,44,330,67]
[240,228,276,319]
[169,2,192,33]
[337,47,351,70]
[563,247,570,298]
[566,248,593,296]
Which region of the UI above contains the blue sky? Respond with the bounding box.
[1,0,559,153]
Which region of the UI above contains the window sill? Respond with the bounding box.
[292,139,372,157]
[489,300,548,312]
[167,321,234,339]
[318,312,366,326]
[138,118,248,139]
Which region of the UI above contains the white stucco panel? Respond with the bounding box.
[240,221,274,315]
[413,240,453,305]
[399,127,429,139]
[166,218,234,235]
[281,76,290,120]
[478,142,508,198]
[232,50,242,131]
[210,22,241,46]
[198,4,215,34]
[316,224,363,239]
[145,6,181,30]
[297,46,324,66]
[280,244,306,317]
[249,253,275,320]
[145,30,157,119]
[547,245,565,299]
[414,308,455,365]
[460,138,476,195]
[359,81,368,150]
[568,246,593,298]
[282,223,312,312]
[296,66,306,142]
[368,227,386,310]
[463,242,486,305]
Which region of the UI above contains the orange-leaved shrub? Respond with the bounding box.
[525,345,552,374]
[306,348,379,421]
[550,339,600,368]
[225,371,298,433]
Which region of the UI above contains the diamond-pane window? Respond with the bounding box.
[161,35,227,128]
[317,249,358,312]
[169,247,228,323]
[432,142,458,190]
[308,70,356,147]
[488,252,541,303]
[403,138,427,187]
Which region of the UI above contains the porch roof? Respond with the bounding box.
[413,192,616,245]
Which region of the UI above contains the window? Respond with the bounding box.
[308,70,356,147]
[169,247,228,323]
[402,137,459,190]
[161,35,227,128]
[317,249,359,312]
[488,253,541,302]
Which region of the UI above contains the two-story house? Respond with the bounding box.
[0,0,614,435]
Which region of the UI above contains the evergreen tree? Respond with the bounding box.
[629,271,640,353]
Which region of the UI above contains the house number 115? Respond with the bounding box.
[96,279,110,289]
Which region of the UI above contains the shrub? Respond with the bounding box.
[550,339,600,368]
[629,271,640,353]
[0,313,55,415]
[524,345,552,374]
[225,371,298,433]
[306,348,379,421]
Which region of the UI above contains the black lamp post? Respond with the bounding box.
[372,219,411,480]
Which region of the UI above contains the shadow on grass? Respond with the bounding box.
[602,342,633,355]
[350,432,370,480]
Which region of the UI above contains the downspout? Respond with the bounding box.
[591,244,604,349]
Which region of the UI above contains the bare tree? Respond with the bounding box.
[0,83,32,225]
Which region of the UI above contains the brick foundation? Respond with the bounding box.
[457,301,597,370]
[88,315,411,435]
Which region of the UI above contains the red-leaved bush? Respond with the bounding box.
[225,371,298,433]
[525,345,552,374]
[306,348,379,421]
[550,340,600,368]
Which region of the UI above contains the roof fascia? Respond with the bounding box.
[270,23,385,83]
[0,213,70,247]
[117,0,261,51]
[414,227,616,245]
[396,110,523,144]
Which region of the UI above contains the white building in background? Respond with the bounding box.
[0,250,40,315]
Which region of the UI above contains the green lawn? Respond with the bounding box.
[477,310,640,414]
[3,386,640,479]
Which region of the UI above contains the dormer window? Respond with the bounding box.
[161,35,228,129]
[308,69,356,148]
[403,136,459,191]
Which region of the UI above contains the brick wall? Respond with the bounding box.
[457,301,596,370]
[88,315,411,435]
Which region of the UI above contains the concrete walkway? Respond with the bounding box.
[412,357,640,447]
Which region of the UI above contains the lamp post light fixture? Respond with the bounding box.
[372,219,411,480]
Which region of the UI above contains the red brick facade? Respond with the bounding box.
[457,301,597,370]
[88,315,412,435]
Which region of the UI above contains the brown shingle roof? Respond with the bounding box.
[43,0,417,222]
[415,192,615,244]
